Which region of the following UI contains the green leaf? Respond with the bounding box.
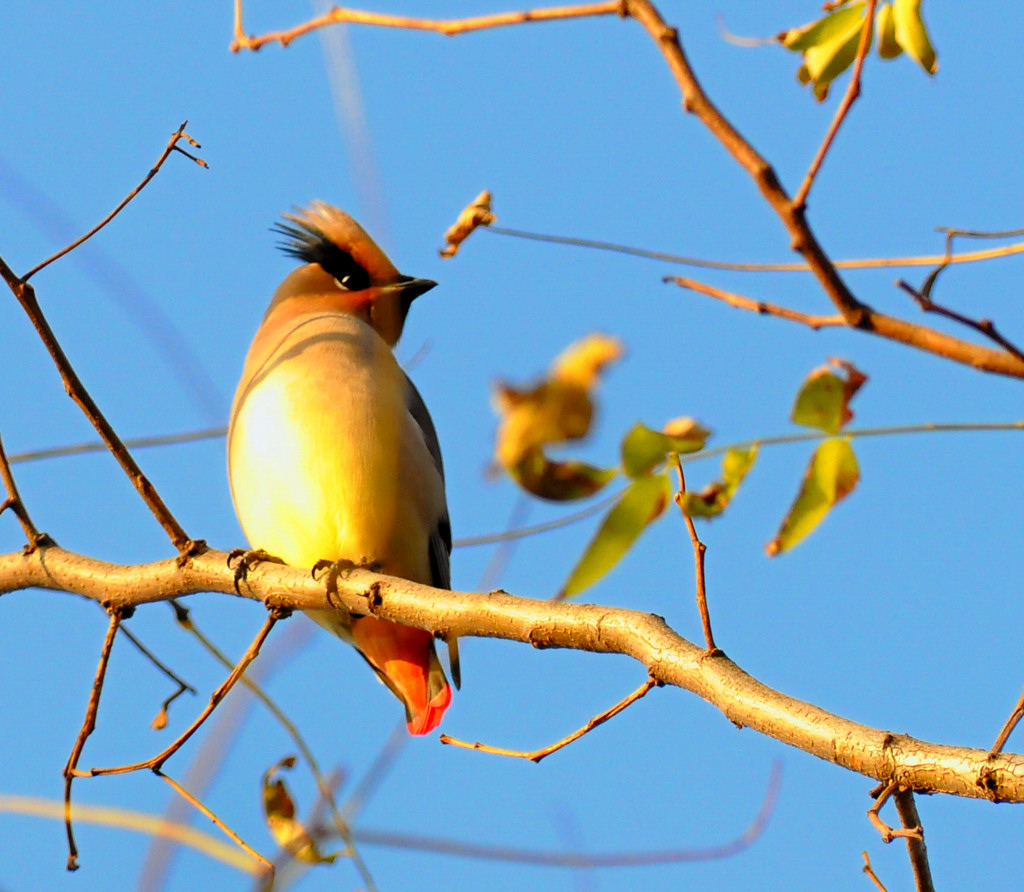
[791,359,867,433]
[779,2,866,52]
[801,12,869,100]
[620,419,710,478]
[766,438,859,555]
[893,0,938,74]
[682,445,758,518]
[558,473,671,598]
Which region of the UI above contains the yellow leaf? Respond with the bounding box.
[778,2,866,52]
[876,3,902,59]
[893,0,938,74]
[559,473,671,598]
[262,757,337,864]
[493,334,623,500]
[507,450,616,501]
[766,438,859,555]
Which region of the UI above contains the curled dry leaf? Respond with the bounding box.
[262,756,337,865]
[493,334,622,500]
[439,190,496,258]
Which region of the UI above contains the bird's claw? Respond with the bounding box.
[228,548,284,594]
[312,557,381,608]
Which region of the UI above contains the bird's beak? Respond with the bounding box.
[389,276,438,302]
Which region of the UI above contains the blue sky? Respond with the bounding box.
[3,3,1024,890]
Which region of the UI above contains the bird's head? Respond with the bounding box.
[267,201,436,346]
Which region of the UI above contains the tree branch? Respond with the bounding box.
[4,545,1024,803]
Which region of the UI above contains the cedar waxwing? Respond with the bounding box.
[227,201,457,735]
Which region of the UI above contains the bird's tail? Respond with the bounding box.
[350,615,451,735]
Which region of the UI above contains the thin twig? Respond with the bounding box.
[176,609,374,888]
[897,279,1024,363]
[155,770,273,877]
[861,851,889,892]
[989,685,1024,755]
[7,426,226,466]
[0,252,199,553]
[20,123,207,282]
[671,455,716,653]
[0,794,260,873]
[440,677,657,762]
[867,782,923,844]
[793,0,878,211]
[81,610,286,777]
[342,720,408,822]
[116,623,197,730]
[664,275,845,330]
[231,0,629,51]
[0,434,54,549]
[486,224,1024,272]
[62,609,122,871]
[0,122,208,553]
[352,759,781,865]
[893,788,935,892]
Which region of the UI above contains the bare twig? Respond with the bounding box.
[665,275,845,330]
[867,782,923,844]
[671,455,717,653]
[342,721,408,823]
[116,623,197,730]
[231,0,629,51]
[175,610,374,888]
[63,609,122,871]
[0,252,200,553]
[352,759,781,864]
[487,224,1024,272]
[0,122,209,553]
[861,851,889,892]
[81,609,286,777]
[0,435,54,550]
[989,685,1024,755]
[897,279,1024,363]
[20,122,207,282]
[155,770,273,878]
[893,788,935,892]
[793,0,878,211]
[441,677,658,762]
[7,426,226,466]
[0,795,260,872]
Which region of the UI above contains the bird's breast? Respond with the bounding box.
[228,312,406,569]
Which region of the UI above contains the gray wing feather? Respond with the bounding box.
[406,374,460,688]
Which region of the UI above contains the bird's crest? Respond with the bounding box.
[273,202,372,291]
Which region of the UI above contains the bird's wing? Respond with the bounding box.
[405,373,460,688]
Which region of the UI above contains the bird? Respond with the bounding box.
[227,201,457,735]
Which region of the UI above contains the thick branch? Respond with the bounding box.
[3,545,1024,803]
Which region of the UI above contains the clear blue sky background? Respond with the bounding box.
[2,3,1023,890]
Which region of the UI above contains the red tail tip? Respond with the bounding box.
[406,683,452,735]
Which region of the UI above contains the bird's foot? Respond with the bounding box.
[312,557,382,607]
[227,548,284,594]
